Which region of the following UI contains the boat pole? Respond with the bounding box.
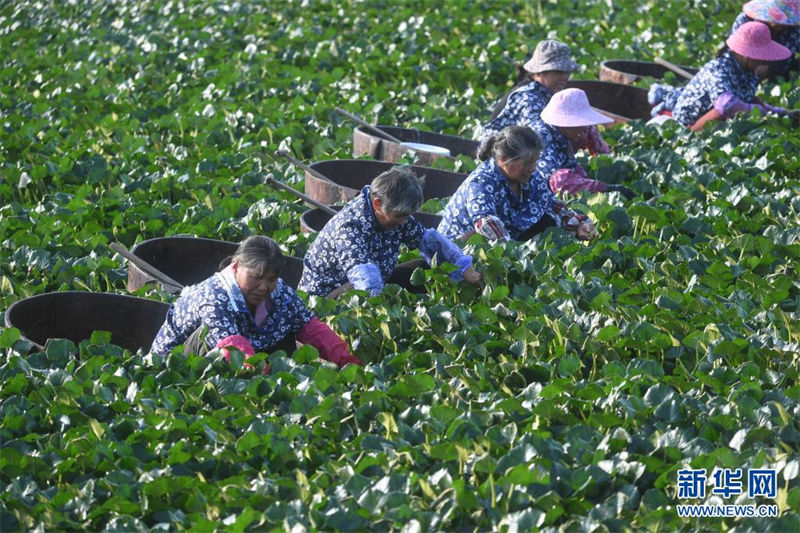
[334,107,404,144]
[264,172,338,216]
[274,149,340,187]
[654,57,694,81]
[110,242,185,291]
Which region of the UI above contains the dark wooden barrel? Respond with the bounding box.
[352,126,480,165]
[599,60,698,85]
[128,237,305,293]
[304,159,467,206]
[4,292,169,352]
[300,207,442,235]
[566,80,652,124]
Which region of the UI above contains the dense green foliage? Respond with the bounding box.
[1,0,799,530]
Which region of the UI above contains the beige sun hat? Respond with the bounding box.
[523,39,580,74]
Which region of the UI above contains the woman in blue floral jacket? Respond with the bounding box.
[650,21,798,129]
[151,236,360,368]
[298,168,482,297]
[438,126,597,243]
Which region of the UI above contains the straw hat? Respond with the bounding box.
[523,39,580,73]
[540,88,613,128]
[743,0,800,26]
[726,21,792,61]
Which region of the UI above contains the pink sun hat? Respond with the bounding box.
[540,88,613,128]
[726,21,792,60]
[743,0,800,26]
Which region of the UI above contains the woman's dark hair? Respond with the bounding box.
[478,125,543,163]
[515,64,537,85]
[219,235,283,276]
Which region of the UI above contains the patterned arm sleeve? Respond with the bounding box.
[463,180,496,224]
[418,228,473,280]
[346,264,383,296]
[150,306,183,355]
[549,164,608,196]
[572,126,611,155]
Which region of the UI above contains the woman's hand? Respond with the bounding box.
[462,267,483,285]
[576,221,598,241]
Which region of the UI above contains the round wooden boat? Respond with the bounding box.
[304,159,467,206]
[352,126,480,165]
[300,206,442,234]
[566,80,652,124]
[4,291,169,352]
[128,237,305,293]
[599,60,698,85]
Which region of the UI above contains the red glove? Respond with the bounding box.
[297,317,362,368]
[216,335,270,374]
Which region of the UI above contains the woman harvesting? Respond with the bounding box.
[298,168,482,297]
[534,88,635,198]
[151,236,360,368]
[438,125,597,243]
[482,39,611,159]
[651,22,799,129]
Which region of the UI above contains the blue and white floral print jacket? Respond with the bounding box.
[298,186,472,296]
[151,268,313,355]
[672,51,759,126]
[482,81,552,140]
[438,159,585,241]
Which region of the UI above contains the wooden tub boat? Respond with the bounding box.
[4,291,169,352]
[304,159,467,206]
[300,206,442,234]
[599,60,698,85]
[352,126,480,165]
[566,80,652,124]
[128,237,305,293]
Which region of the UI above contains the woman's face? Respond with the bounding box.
[558,125,588,144]
[738,55,771,78]
[372,198,411,230]
[534,70,571,94]
[497,153,539,185]
[232,260,279,308]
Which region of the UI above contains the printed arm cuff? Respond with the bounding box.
[419,228,473,280]
[346,263,383,296]
[473,215,511,242]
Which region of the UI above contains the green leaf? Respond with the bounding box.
[557,354,581,377]
[388,374,435,397]
[0,328,21,348]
